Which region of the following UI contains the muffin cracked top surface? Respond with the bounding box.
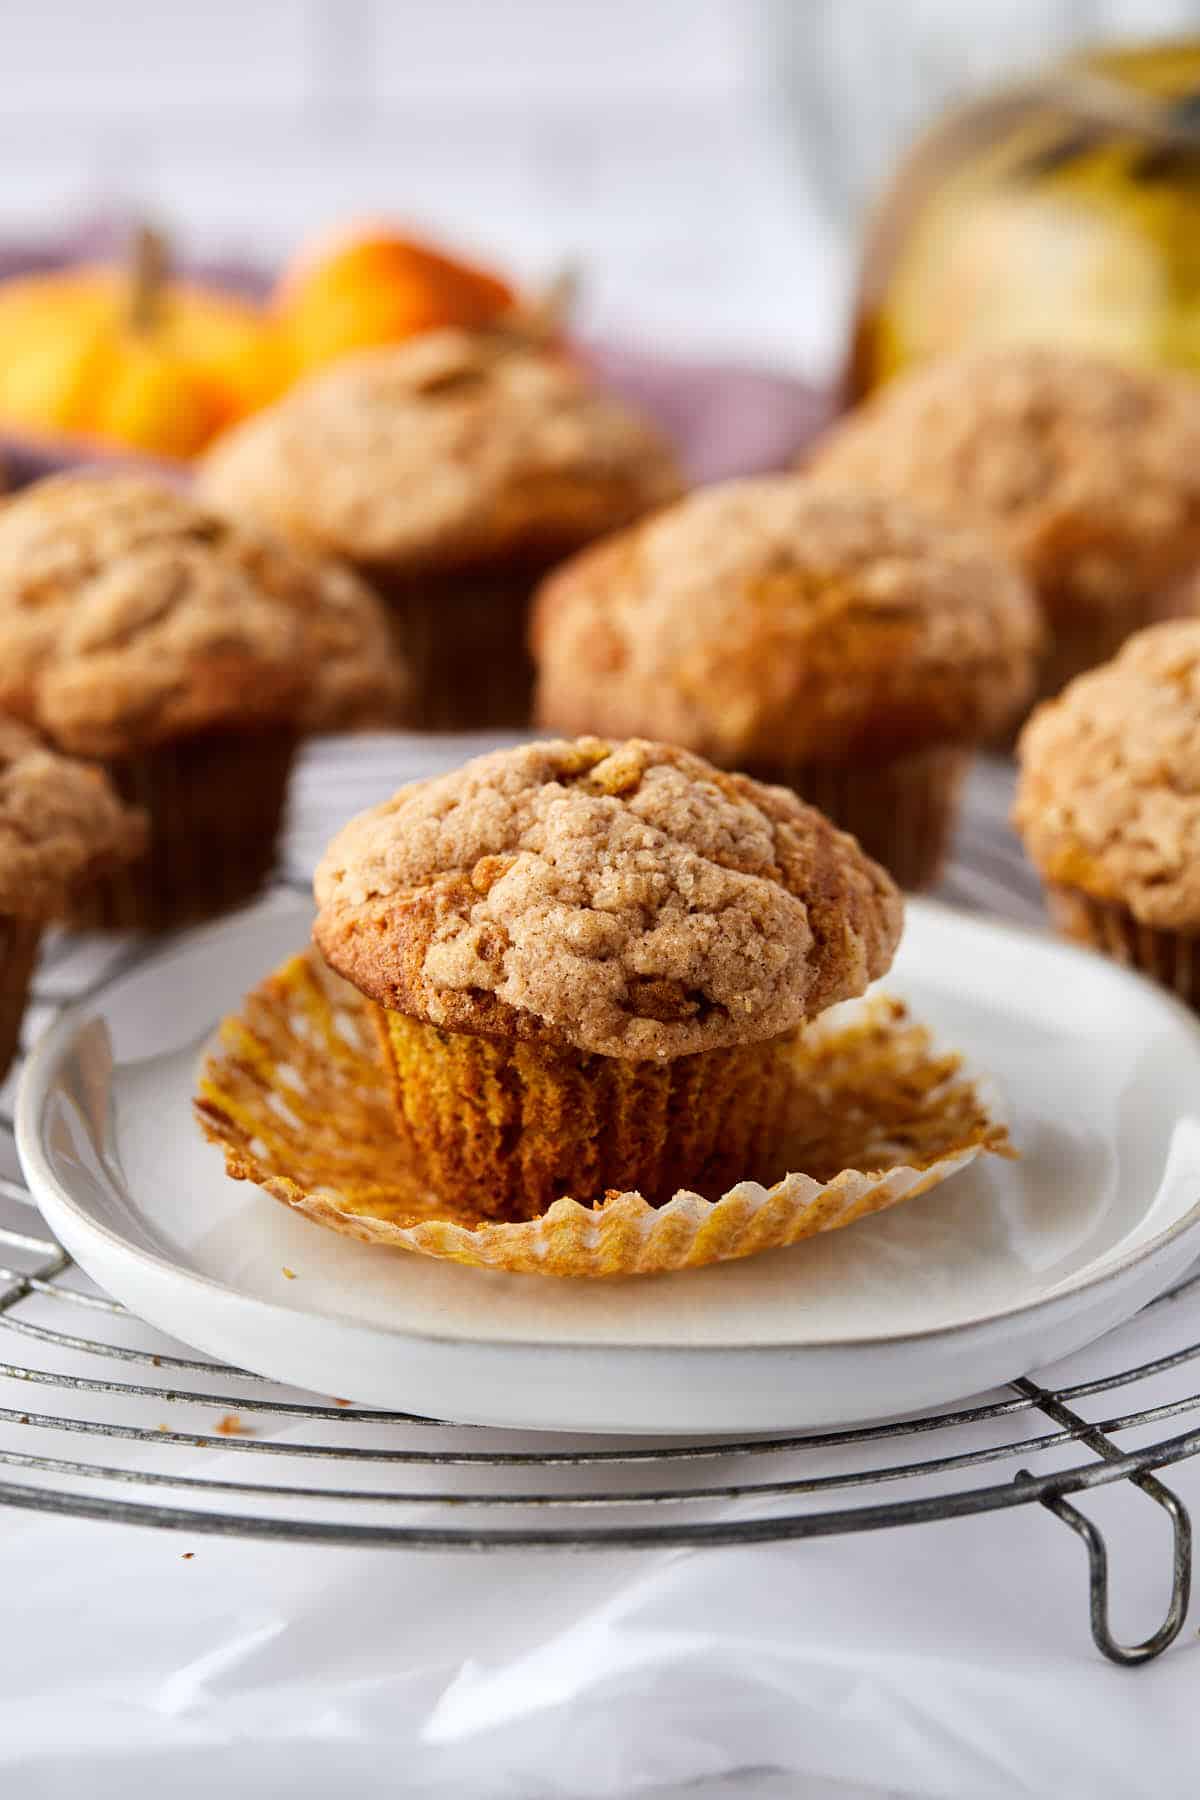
[533,479,1038,762]
[807,347,1200,624]
[314,736,902,1059]
[1015,621,1200,929]
[0,472,406,755]
[198,329,684,570]
[0,718,146,920]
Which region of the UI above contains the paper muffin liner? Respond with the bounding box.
[1046,885,1200,1009]
[195,948,1010,1278]
[742,745,969,892]
[0,914,41,1084]
[379,1007,801,1219]
[67,729,298,933]
[364,563,541,731]
[1035,605,1146,711]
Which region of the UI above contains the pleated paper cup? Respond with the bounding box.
[363,563,540,731]
[195,949,1009,1279]
[742,744,969,893]
[1047,885,1200,1010]
[0,913,41,1084]
[67,728,297,933]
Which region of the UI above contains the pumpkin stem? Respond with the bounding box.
[524,264,579,339]
[126,224,169,333]
[492,263,580,350]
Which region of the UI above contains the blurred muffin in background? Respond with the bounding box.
[1015,620,1200,1006]
[0,719,144,1076]
[0,473,407,929]
[532,480,1037,891]
[199,328,684,731]
[806,346,1200,708]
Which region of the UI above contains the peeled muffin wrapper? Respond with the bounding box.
[194,949,1011,1278]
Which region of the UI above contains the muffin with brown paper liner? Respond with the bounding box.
[198,329,683,730]
[532,482,1038,890]
[1015,619,1200,1004]
[0,472,408,930]
[0,718,145,1079]
[309,736,904,1224]
[806,346,1200,706]
[195,735,1009,1278]
[194,948,1007,1277]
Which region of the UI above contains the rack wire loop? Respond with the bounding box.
[1014,1376,1194,1664]
[1038,1479,1193,1666]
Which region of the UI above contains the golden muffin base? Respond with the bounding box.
[1046,885,1200,1009]
[194,949,1009,1278]
[365,563,544,731]
[380,1008,800,1220]
[0,915,41,1084]
[67,729,298,932]
[742,745,969,893]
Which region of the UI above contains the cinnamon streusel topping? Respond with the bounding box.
[0,473,406,752]
[199,329,683,570]
[533,480,1038,761]
[807,347,1200,627]
[0,718,146,919]
[1015,621,1200,929]
[314,736,902,1058]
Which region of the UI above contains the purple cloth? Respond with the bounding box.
[0,222,830,490]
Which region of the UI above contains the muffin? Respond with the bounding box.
[312,735,902,1219]
[532,481,1038,890]
[806,346,1200,704]
[199,329,684,731]
[0,719,145,1078]
[1015,620,1200,1003]
[0,473,407,930]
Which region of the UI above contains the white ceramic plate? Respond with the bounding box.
[16,893,1200,1435]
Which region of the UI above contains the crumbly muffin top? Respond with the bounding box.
[314,736,902,1059]
[0,473,406,755]
[1015,621,1200,929]
[195,533,409,736]
[0,718,146,920]
[807,347,1200,623]
[532,479,1038,761]
[198,329,684,570]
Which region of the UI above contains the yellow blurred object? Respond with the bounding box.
[273,224,516,375]
[847,41,1200,400]
[0,229,284,458]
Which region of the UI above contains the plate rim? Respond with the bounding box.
[15,892,1200,1359]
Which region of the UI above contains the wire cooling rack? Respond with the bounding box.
[0,741,1196,1668]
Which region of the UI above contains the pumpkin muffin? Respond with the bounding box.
[532,481,1038,890]
[199,328,684,730]
[806,347,1200,708]
[1015,620,1200,1003]
[0,719,145,1078]
[0,472,407,930]
[313,735,902,1219]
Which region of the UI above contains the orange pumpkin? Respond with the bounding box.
[0,230,284,459]
[273,224,516,376]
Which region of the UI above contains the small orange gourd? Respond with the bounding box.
[0,229,284,459]
[273,225,516,376]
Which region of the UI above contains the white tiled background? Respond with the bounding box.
[0,0,1193,375]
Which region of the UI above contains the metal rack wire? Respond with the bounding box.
[0,747,1195,1667]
